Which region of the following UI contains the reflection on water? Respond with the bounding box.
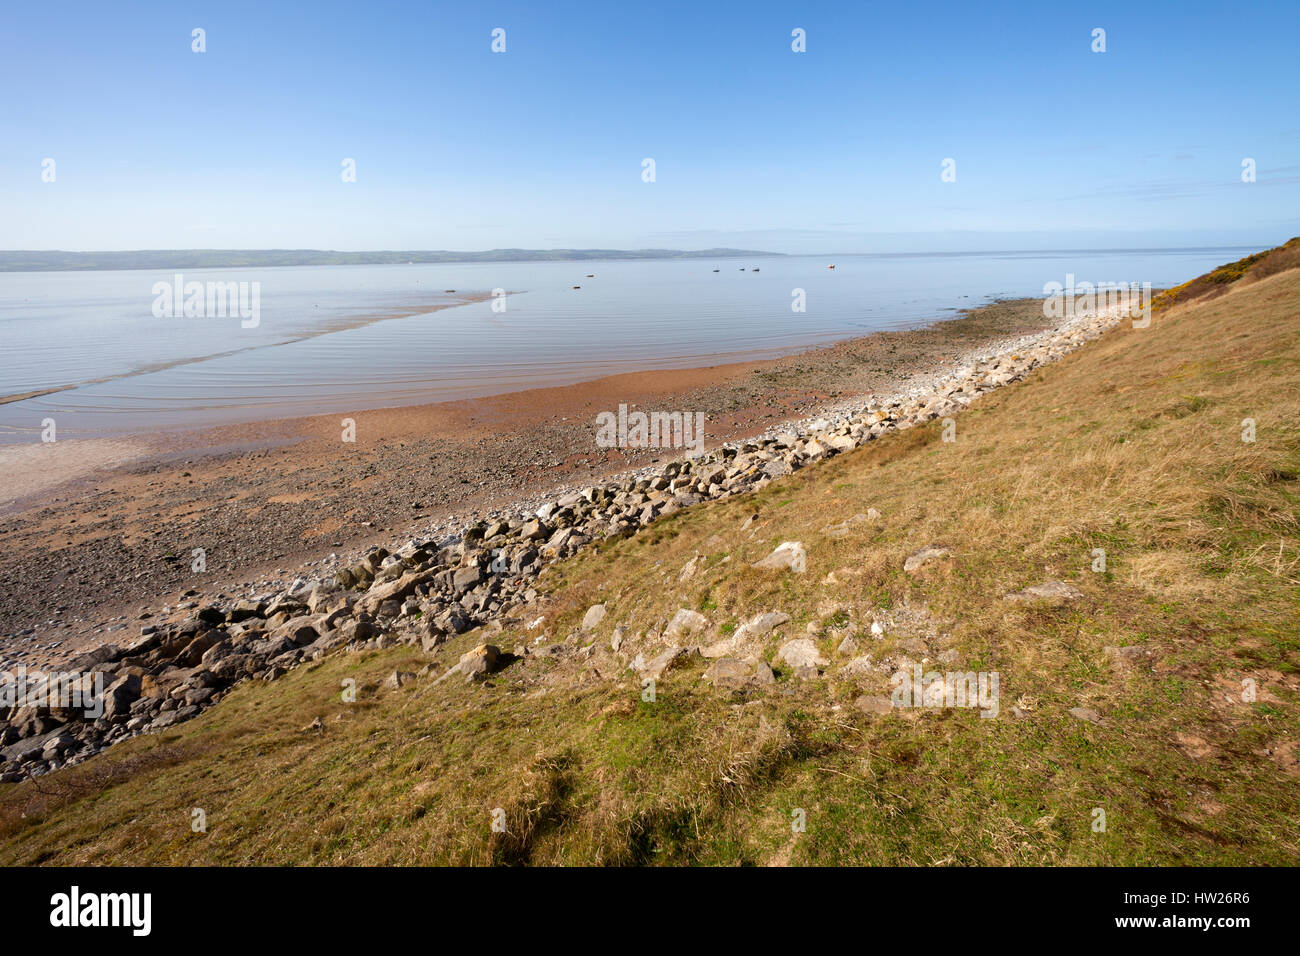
[0,249,1258,442]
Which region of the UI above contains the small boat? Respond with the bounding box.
[752,268,760,272]
[739,267,746,271]
[828,264,836,270]
[444,289,455,292]
[572,285,581,289]
[712,269,720,272]
[586,274,594,278]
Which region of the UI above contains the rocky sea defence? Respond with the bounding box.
[0,302,1130,780]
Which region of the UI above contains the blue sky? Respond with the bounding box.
[3,0,1298,252]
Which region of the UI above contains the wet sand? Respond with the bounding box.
[0,298,1052,663]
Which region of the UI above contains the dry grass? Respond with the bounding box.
[2,248,1298,866]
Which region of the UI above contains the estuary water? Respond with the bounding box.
[0,247,1257,442]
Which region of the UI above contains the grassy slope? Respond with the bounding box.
[3,253,1298,866]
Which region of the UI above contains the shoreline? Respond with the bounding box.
[0,292,1135,776]
[0,296,1063,663]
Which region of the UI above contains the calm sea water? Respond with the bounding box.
[0,248,1258,443]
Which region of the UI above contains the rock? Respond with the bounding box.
[611,625,629,653]
[520,520,551,541]
[1068,706,1106,725]
[102,674,142,722]
[702,610,792,658]
[824,513,874,537]
[2,731,61,764]
[738,611,791,637]
[639,646,697,681]
[699,639,736,659]
[359,568,439,612]
[199,638,236,666]
[452,566,485,595]
[903,544,951,573]
[433,608,472,636]
[837,636,860,656]
[149,710,186,730]
[264,596,310,619]
[184,686,217,707]
[752,541,807,573]
[775,638,827,670]
[229,599,266,623]
[66,643,120,671]
[840,656,877,678]
[704,657,759,691]
[664,608,709,641]
[272,617,322,647]
[176,631,220,667]
[854,695,893,715]
[338,618,381,643]
[419,625,448,653]
[899,637,928,655]
[459,644,501,681]
[582,604,607,630]
[42,731,76,757]
[307,587,338,613]
[196,606,225,625]
[384,670,416,690]
[1004,581,1084,605]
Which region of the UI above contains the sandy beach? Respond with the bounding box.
[0,297,1053,663]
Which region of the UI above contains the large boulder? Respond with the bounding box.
[774,638,827,670]
[271,616,324,647]
[452,565,485,595]
[458,644,501,681]
[359,569,439,613]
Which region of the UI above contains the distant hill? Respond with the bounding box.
[0,248,782,273]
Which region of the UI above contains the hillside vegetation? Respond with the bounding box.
[2,245,1298,865]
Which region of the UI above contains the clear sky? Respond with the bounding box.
[3,0,1298,253]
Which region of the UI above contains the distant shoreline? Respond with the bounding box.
[0,248,783,273]
[0,245,1267,273]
